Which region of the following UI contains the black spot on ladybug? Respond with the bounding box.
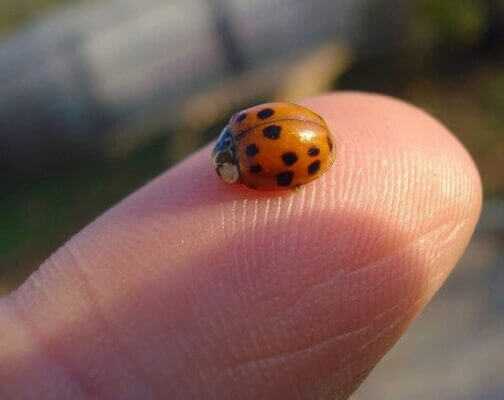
[281,152,298,166]
[308,160,321,175]
[246,143,259,156]
[236,113,247,123]
[248,183,258,190]
[263,125,281,140]
[327,135,333,152]
[249,164,263,174]
[276,171,293,187]
[257,108,274,120]
[308,147,320,157]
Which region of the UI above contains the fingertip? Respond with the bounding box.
[120,91,483,396]
[6,92,483,399]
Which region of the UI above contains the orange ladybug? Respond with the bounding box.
[212,102,334,190]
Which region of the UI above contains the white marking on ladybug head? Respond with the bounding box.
[218,162,240,183]
[212,126,241,184]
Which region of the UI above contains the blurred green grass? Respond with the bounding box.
[0,0,72,37]
[0,136,172,293]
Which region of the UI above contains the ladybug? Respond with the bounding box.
[212,102,334,191]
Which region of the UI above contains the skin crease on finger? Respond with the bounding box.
[0,93,482,399]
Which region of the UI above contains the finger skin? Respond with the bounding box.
[0,93,482,399]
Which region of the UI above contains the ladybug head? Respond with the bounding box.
[212,126,240,184]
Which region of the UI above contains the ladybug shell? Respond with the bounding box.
[229,102,334,191]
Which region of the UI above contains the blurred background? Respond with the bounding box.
[0,0,502,398]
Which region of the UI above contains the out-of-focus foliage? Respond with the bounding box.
[0,0,72,37]
[0,136,171,294]
[415,0,486,45]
